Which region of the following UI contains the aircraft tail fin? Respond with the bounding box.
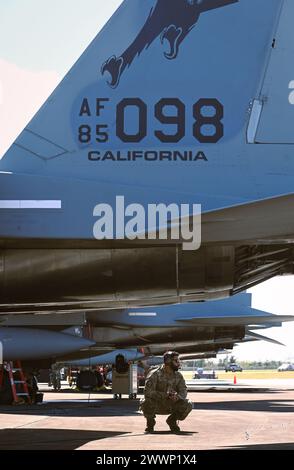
[0,0,284,196]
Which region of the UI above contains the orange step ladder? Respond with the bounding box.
[6,361,31,404]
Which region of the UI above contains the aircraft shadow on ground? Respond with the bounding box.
[1,395,294,416]
[194,398,294,413]
[224,442,294,450]
[0,428,127,450]
[0,398,142,417]
[188,388,287,394]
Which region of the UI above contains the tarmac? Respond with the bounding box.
[0,379,294,450]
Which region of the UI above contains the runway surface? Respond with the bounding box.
[0,379,293,450]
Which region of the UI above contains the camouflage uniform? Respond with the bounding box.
[140,365,193,421]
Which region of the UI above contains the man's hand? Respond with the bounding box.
[167,391,179,402]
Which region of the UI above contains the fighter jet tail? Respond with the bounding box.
[0,1,282,174]
[1,0,292,244]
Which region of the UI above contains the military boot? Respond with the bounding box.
[166,415,181,433]
[145,417,156,433]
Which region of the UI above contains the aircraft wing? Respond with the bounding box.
[202,193,294,244]
[152,193,294,246]
[176,314,294,326]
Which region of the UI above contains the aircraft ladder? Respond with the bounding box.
[6,361,31,404]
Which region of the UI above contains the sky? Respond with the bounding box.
[0,0,294,362]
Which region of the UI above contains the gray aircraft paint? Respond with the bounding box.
[0,0,294,311]
[1,292,292,361]
[255,0,294,143]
